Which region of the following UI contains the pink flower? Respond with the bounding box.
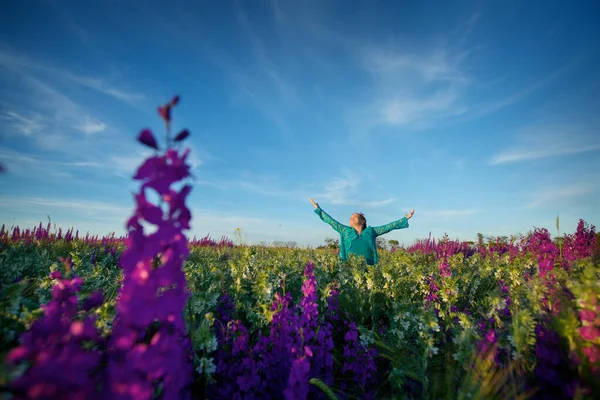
[579,309,596,323]
[582,345,600,363]
[579,326,600,341]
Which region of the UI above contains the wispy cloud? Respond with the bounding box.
[0,53,109,142]
[316,170,396,209]
[77,115,106,135]
[490,125,600,165]
[526,183,598,208]
[0,49,146,107]
[228,2,302,137]
[347,14,583,136]
[464,61,578,122]
[63,74,146,106]
[418,209,481,220]
[354,47,469,131]
[195,171,301,198]
[0,195,129,217]
[0,110,44,136]
[0,146,102,179]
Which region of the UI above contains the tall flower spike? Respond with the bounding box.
[158,95,180,125]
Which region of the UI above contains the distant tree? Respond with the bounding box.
[388,239,399,250]
[477,233,484,245]
[325,237,339,249]
[376,237,387,250]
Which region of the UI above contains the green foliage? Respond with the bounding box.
[1,236,599,399]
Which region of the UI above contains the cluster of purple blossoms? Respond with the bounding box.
[0,221,125,248]
[531,322,582,399]
[189,234,234,248]
[210,263,328,399]
[523,228,560,278]
[577,297,600,376]
[497,279,512,320]
[407,232,476,259]
[6,96,196,400]
[561,219,597,269]
[210,264,376,399]
[341,320,378,397]
[6,271,104,399]
[424,276,440,309]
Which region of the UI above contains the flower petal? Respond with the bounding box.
[137,129,158,150]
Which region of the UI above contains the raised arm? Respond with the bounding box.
[373,209,414,236]
[310,198,347,233]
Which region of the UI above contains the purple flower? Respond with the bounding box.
[104,96,194,399]
[284,356,311,400]
[7,273,103,399]
[137,128,159,150]
[82,290,104,311]
[174,129,190,142]
[158,95,180,124]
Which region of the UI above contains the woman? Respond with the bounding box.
[310,198,414,265]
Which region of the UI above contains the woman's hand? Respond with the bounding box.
[405,209,415,219]
[310,198,319,209]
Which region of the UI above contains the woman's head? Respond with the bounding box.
[350,212,366,230]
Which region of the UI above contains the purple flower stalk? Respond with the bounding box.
[105,96,194,399]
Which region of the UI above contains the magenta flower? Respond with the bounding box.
[580,309,596,322]
[579,326,600,341]
[582,346,600,364]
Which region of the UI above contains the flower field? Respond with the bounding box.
[1,98,599,399]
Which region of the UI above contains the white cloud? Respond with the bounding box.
[63,74,146,106]
[0,49,146,107]
[0,146,101,179]
[0,57,109,144]
[526,183,598,208]
[0,110,44,136]
[77,115,106,135]
[380,90,467,126]
[490,126,600,165]
[0,195,130,217]
[315,170,396,209]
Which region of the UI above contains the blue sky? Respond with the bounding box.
[0,0,599,247]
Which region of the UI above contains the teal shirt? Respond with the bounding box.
[349,233,375,265]
[313,206,409,264]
